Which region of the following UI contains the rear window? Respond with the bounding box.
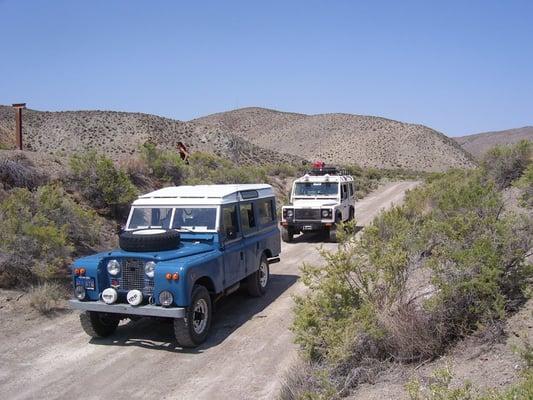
[258,198,275,225]
[240,202,256,234]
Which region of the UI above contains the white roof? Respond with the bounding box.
[132,184,274,206]
[294,174,354,183]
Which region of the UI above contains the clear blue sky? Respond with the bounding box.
[1,0,531,136]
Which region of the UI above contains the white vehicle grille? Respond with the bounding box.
[295,209,321,220]
[119,258,154,296]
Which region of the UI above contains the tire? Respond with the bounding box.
[119,229,180,252]
[328,228,338,243]
[281,227,293,243]
[79,311,119,338]
[174,285,212,348]
[247,254,269,297]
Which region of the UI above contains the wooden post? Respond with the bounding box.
[12,103,26,150]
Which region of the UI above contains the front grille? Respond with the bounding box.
[118,258,154,296]
[294,208,321,220]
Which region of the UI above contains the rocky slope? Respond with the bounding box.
[455,126,533,158]
[1,105,479,171]
[0,106,304,165]
[193,107,476,172]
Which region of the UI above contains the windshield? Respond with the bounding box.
[294,182,339,197]
[128,207,172,230]
[172,207,217,231]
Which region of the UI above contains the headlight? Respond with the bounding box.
[74,285,86,300]
[322,209,331,218]
[107,259,120,276]
[144,261,156,278]
[287,209,294,217]
[159,290,174,307]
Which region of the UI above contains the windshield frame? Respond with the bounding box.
[126,206,220,233]
[292,181,340,199]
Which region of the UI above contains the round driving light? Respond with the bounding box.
[74,285,86,300]
[159,290,173,307]
[322,209,330,218]
[287,210,294,217]
[102,288,118,304]
[127,289,143,306]
[107,259,120,276]
[144,261,156,278]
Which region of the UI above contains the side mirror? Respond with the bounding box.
[116,224,125,235]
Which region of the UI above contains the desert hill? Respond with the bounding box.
[193,107,475,172]
[454,126,533,158]
[1,105,479,171]
[0,106,303,165]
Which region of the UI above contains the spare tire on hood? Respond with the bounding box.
[119,229,180,252]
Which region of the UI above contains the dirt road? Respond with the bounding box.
[0,181,418,400]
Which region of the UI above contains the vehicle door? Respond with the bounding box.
[340,183,350,220]
[220,204,245,287]
[239,201,259,277]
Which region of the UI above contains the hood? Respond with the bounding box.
[291,199,338,208]
[83,240,216,264]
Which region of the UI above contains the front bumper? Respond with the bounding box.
[69,300,186,318]
[281,221,334,231]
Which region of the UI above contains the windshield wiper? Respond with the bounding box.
[175,226,195,233]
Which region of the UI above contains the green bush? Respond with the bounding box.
[291,167,532,395]
[0,185,101,287]
[514,163,533,208]
[140,142,187,184]
[185,152,268,184]
[69,151,138,216]
[29,282,67,314]
[482,140,531,190]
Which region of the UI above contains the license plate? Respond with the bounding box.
[303,225,313,231]
[75,276,95,290]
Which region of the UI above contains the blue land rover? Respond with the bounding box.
[69,184,281,347]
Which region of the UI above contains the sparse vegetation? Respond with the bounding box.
[69,150,138,217]
[29,282,67,314]
[285,143,533,399]
[406,341,533,400]
[140,142,187,184]
[514,163,533,208]
[0,185,102,288]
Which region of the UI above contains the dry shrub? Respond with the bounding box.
[0,156,48,190]
[379,303,445,363]
[29,282,66,314]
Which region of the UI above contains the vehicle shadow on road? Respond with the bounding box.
[88,272,299,353]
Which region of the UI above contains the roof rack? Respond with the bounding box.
[308,166,348,176]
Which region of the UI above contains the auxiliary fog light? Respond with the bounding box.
[102,288,118,304]
[74,285,86,300]
[127,289,143,306]
[159,290,174,307]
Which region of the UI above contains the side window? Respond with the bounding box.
[349,183,354,197]
[258,198,275,225]
[341,184,348,200]
[221,204,240,241]
[239,202,256,234]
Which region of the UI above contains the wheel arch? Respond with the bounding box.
[193,276,216,295]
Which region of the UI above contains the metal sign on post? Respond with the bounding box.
[12,103,26,150]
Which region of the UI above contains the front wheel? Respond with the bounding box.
[79,311,119,338]
[247,255,270,297]
[174,285,212,348]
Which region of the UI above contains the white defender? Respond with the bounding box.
[280,165,356,242]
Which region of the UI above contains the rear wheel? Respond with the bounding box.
[281,227,293,242]
[247,254,269,297]
[79,311,119,338]
[174,285,212,348]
